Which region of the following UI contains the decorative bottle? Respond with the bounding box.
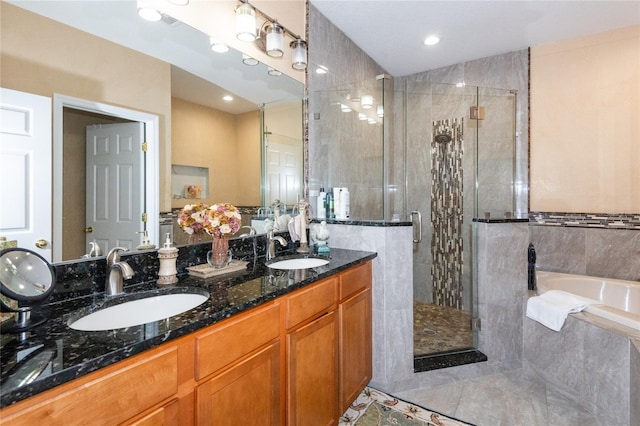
[157,233,178,285]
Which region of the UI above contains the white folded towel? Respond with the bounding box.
[526,290,597,331]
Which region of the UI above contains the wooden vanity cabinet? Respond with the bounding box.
[286,277,339,426]
[0,260,373,426]
[286,260,373,425]
[338,262,372,414]
[193,301,282,426]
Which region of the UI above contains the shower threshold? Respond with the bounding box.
[414,349,487,373]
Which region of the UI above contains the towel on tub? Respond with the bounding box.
[526,290,597,331]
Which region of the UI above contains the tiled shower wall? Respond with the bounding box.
[431,119,464,308]
[399,54,528,304]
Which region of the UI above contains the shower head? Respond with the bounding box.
[434,133,452,143]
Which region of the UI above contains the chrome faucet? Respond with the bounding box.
[105,247,134,296]
[239,226,257,238]
[266,229,287,261]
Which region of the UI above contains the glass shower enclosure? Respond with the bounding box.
[311,76,517,367]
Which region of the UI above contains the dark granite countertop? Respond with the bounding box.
[0,248,376,409]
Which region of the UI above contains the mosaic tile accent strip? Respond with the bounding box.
[529,212,640,229]
[431,118,464,309]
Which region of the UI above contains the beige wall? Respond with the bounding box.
[531,25,640,213]
[0,3,173,212]
[171,98,261,208]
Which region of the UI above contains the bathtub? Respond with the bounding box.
[536,271,640,331]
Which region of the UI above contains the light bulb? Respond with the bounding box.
[266,22,284,58]
[290,39,307,70]
[236,2,256,42]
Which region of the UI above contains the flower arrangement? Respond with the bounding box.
[177,203,209,235]
[203,203,242,238]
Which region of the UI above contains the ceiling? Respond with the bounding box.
[309,0,640,77]
[8,0,303,114]
[9,0,639,106]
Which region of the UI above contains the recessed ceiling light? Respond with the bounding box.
[223,95,233,102]
[209,37,229,53]
[137,0,162,22]
[424,35,440,46]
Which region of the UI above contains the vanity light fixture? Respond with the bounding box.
[424,35,440,46]
[235,1,257,42]
[137,0,162,22]
[290,39,307,70]
[358,113,367,121]
[267,67,282,77]
[265,22,284,57]
[316,65,328,74]
[361,95,373,109]
[242,54,259,66]
[377,105,384,118]
[456,81,466,88]
[210,37,229,53]
[234,1,307,70]
[340,104,352,113]
[367,118,377,124]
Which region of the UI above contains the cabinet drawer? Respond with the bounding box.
[0,346,178,426]
[339,261,372,300]
[195,302,280,380]
[286,277,337,329]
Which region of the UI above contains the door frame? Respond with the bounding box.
[52,94,159,262]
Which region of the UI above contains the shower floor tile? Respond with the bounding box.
[414,301,473,356]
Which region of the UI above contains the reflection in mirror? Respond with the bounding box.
[3,1,304,261]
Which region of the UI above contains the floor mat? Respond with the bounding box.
[339,386,475,426]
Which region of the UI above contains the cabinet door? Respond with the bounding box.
[338,288,372,413]
[287,311,338,426]
[196,342,281,426]
[124,399,179,426]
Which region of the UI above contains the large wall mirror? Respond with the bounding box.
[2,1,304,262]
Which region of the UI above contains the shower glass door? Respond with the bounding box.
[399,80,517,364]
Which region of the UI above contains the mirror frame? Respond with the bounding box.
[52,94,159,263]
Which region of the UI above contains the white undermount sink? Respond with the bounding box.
[68,292,209,331]
[266,257,329,270]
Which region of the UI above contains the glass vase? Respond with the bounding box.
[207,237,231,269]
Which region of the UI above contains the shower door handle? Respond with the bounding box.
[411,210,422,243]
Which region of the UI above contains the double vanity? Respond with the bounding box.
[0,246,375,425]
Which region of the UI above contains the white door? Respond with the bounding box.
[0,88,52,261]
[266,140,302,208]
[86,122,144,254]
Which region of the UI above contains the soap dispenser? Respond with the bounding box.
[137,230,156,250]
[157,233,178,285]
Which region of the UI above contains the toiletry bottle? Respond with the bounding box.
[333,187,341,219]
[343,187,350,219]
[325,188,334,219]
[317,187,326,218]
[157,233,178,285]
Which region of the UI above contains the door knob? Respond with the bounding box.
[35,239,48,249]
[84,227,93,233]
